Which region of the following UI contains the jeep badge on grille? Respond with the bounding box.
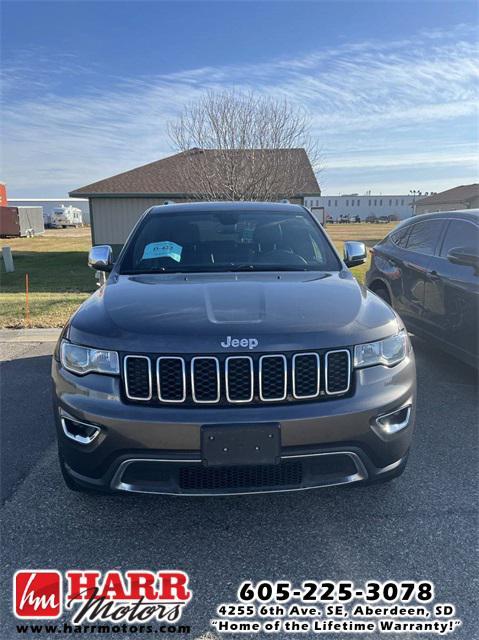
[221,336,259,350]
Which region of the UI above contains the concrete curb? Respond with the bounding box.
[0,328,61,343]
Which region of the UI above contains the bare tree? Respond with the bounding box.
[168,90,320,201]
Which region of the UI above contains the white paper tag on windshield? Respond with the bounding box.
[142,241,183,262]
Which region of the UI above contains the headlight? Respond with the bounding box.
[60,340,119,375]
[354,330,408,368]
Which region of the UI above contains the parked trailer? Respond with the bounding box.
[50,205,83,228]
[0,206,45,237]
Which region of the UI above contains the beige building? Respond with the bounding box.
[70,148,320,248]
[415,183,479,215]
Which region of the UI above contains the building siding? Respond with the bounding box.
[91,197,188,245]
[415,201,465,214]
[416,196,479,214]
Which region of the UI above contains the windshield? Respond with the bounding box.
[118,208,341,274]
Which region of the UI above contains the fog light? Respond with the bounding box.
[372,405,412,439]
[60,413,101,444]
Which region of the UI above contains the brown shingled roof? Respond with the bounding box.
[415,184,479,206]
[69,148,320,198]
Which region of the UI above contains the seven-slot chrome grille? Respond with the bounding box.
[123,350,351,406]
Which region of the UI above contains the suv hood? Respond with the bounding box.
[68,271,400,353]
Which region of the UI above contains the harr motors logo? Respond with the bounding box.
[14,571,62,619]
[14,570,192,624]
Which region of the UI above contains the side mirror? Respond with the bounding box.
[447,247,479,270]
[88,245,113,271]
[344,241,367,267]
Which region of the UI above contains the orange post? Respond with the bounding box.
[25,272,30,326]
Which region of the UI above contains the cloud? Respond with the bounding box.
[2,24,478,196]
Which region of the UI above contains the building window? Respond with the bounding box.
[334,200,338,206]
[374,199,377,206]
[346,200,349,206]
[316,200,319,207]
[389,199,392,206]
[396,199,399,206]
[351,200,354,206]
[328,200,331,207]
[369,199,371,206]
[357,199,360,206]
[401,199,404,205]
[379,199,383,206]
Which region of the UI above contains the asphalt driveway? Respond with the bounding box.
[1,334,477,639]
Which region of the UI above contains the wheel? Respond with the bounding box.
[372,284,391,306]
[58,449,99,494]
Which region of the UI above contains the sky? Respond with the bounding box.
[1,0,478,198]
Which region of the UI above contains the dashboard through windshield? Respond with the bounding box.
[118,209,341,274]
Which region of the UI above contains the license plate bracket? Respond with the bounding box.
[201,423,281,467]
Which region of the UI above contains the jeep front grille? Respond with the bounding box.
[122,349,352,406]
[325,350,351,395]
[124,355,152,401]
[157,357,186,403]
[225,356,254,403]
[259,355,287,401]
[191,357,220,403]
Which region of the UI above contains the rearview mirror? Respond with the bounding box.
[447,247,479,270]
[344,241,367,267]
[88,245,113,271]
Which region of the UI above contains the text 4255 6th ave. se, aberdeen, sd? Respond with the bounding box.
[209,580,462,636]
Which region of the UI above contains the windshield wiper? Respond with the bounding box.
[122,265,326,275]
[122,268,186,275]
[227,264,315,272]
[226,264,256,271]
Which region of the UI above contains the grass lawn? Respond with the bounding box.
[0,229,96,328]
[326,222,397,284]
[0,223,397,328]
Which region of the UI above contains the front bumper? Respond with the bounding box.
[52,352,416,495]
[63,448,409,496]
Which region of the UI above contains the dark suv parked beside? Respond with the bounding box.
[52,202,416,495]
[366,209,479,368]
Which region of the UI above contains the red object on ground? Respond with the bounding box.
[0,183,7,206]
[25,273,30,325]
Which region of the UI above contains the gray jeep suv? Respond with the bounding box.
[52,202,416,495]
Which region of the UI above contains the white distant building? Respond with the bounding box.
[305,194,414,221]
[7,198,90,225]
